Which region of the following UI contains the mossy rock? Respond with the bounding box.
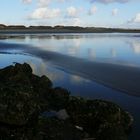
[0,63,133,140]
[0,63,39,125]
[37,116,84,140]
[66,97,133,140]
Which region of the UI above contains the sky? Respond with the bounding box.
[0,0,140,28]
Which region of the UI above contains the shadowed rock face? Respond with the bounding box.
[0,63,53,126]
[66,97,133,140]
[0,63,133,140]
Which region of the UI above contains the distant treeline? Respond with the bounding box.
[0,24,140,33]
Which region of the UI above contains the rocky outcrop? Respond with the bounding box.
[0,63,133,140]
[66,97,133,140]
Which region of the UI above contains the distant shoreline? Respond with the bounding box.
[0,25,140,33]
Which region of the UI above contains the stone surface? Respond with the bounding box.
[0,63,38,126]
[66,97,133,140]
[56,109,69,120]
[0,63,133,140]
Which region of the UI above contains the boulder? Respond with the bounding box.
[37,117,84,140]
[48,87,70,110]
[0,63,38,125]
[41,109,69,120]
[0,63,133,140]
[66,97,133,140]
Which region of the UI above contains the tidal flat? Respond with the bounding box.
[0,33,140,139]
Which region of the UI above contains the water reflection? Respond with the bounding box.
[131,41,140,54]
[0,35,140,96]
[70,75,90,84]
[111,48,117,58]
[88,48,96,60]
[0,34,140,65]
[28,61,64,82]
[1,33,140,66]
[0,33,140,139]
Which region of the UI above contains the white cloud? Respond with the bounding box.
[133,13,140,23]
[38,0,51,7]
[22,0,32,4]
[66,6,79,18]
[90,0,130,4]
[88,6,97,15]
[112,8,118,16]
[128,13,140,24]
[28,7,61,19]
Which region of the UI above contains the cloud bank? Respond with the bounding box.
[28,7,61,19]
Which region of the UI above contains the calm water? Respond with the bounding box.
[0,33,140,140]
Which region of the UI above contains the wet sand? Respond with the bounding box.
[31,50,140,96]
[0,42,140,96]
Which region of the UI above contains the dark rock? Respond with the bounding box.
[56,109,69,120]
[39,75,52,88]
[15,63,32,74]
[41,109,69,120]
[37,117,84,140]
[0,63,38,125]
[48,87,70,110]
[0,63,133,140]
[66,97,133,140]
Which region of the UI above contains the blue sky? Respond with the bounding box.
[0,0,140,28]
